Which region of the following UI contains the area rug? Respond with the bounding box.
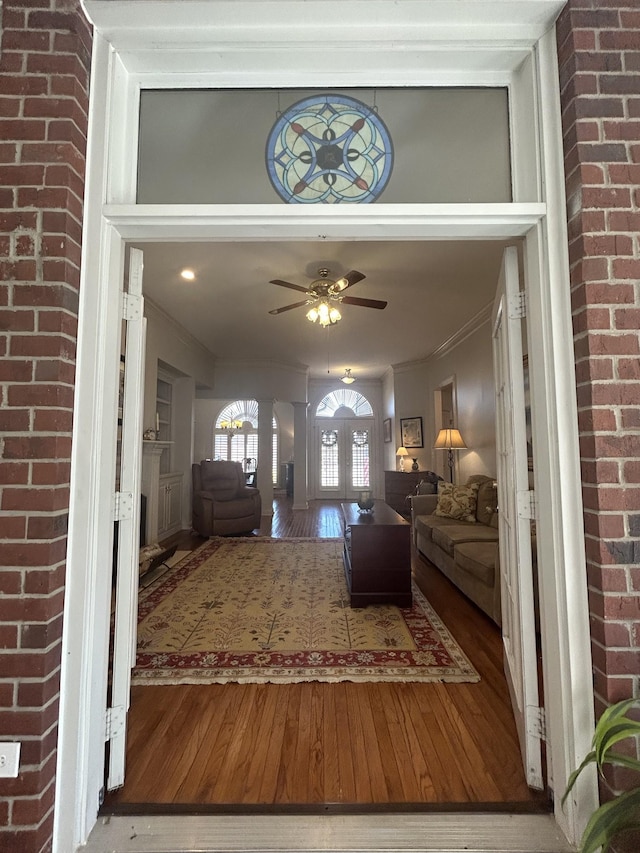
[132,537,479,685]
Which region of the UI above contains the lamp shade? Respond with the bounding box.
[433,428,467,450]
[396,446,409,457]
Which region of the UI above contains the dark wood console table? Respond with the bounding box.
[384,470,426,516]
[340,501,412,608]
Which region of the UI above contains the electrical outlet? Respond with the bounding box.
[0,742,20,778]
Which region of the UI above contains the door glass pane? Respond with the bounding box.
[320,429,339,487]
[351,429,370,489]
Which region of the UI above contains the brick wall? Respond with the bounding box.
[557,0,640,812]
[0,2,91,851]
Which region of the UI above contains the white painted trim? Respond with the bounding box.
[54,33,124,853]
[57,3,597,851]
[103,203,546,239]
[523,28,599,840]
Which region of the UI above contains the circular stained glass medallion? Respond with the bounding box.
[266,93,393,204]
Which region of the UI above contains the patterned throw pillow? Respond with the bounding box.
[434,482,479,522]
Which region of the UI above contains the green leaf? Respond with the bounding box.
[562,750,596,807]
[599,751,640,775]
[593,700,640,759]
[580,788,640,853]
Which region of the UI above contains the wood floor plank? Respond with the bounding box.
[332,682,357,801]
[104,497,550,811]
[172,685,243,802]
[257,686,292,802]
[274,683,302,803]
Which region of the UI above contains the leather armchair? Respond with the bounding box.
[192,460,262,537]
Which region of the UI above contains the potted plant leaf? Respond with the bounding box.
[563,698,640,853]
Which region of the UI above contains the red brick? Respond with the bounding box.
[0,683,15,707]
[624,461,640,483]
[1,487,71,513]
[0,540,67,569]
[1,516,27,539]
[31,462,71,486]
[27,514,68,539]
[10,334,76,359]
[0,164,45,186]
[7,384,75,408]
[583,282,635,304]
[622,408,640,429]
[613,258,640,279]
[0,464,29,486]
[587,334,640,357]
[24,563,66,596]
[17,672,60,709]
[615,309,640,330]
[0,571,22,595]
[575,356,614,383]
[0,119,47,142]
[582,186,632,208]
[0,310,35,332]
[600,31,640,52]
[584,510,626,539]
[32,409,74,433]
[609,211,640,231]
[573,307,612,333]
[33,358,75,384]
[0,625,19,649]
[0,646,62,679]
[0,410,31,431]
[578,407,618,432]
[605,649,640,676]
[0,259,37,282]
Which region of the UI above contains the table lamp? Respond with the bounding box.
[396,446,409,472]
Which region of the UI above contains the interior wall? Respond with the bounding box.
[393,321,496,483]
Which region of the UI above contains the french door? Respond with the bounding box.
[492,246,543,790]
[315,418,374,499]
[107,248,146,790]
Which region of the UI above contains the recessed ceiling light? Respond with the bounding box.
[180,268,195,281]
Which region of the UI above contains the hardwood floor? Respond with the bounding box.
[104,497,549,812]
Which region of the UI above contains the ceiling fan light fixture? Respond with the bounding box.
[307,300,341,327]
[341,368,355,384]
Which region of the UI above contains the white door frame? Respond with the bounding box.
[55,2,597,850]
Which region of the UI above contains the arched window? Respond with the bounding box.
[315,388,373,418]
[214,399,278,484]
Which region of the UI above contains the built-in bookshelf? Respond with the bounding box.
[156,374,172,474]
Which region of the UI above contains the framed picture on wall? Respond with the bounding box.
[400,417,423,448]
[383,418,392,443]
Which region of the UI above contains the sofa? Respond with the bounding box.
[410,475,501,625]
[192,459,262,537]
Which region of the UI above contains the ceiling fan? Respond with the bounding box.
[268,268,388,327]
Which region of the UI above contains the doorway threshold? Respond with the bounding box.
[83,813,573,853]
[100,800,552,817]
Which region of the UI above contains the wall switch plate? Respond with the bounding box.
[0,742,20,777]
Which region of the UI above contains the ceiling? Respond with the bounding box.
[136,239,511,381]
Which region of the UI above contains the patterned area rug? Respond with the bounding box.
[132,537,479,685]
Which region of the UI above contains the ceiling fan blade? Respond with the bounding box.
[269,300,310,315]
[333,269,366,292]
[341,295,387,310]
[269,278,310,294]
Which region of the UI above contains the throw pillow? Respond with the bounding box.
[435,482,479,522]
